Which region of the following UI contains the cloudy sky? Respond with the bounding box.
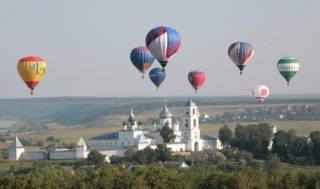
[0,0,319,98]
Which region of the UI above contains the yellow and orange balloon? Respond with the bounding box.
[17,56,47,95]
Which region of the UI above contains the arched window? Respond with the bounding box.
[193,108,196,115]
[194,142,199,152]
[193,119,197,128]
[185,119,188,128]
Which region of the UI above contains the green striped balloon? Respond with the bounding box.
[277,57,299,85]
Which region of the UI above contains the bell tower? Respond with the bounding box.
[182,98,202,151]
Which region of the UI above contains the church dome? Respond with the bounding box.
[159,105,173,119]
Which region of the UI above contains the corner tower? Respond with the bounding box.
[76,136,88,159]
[8,136,25,160]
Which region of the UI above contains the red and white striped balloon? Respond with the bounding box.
[252,85,269,104]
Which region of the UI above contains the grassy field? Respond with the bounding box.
[19,125,122,144]
[0,160,34,171]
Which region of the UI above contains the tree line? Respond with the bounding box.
[1,161,320,189]
[219,123,320,165]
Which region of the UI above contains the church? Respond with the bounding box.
[8,98,222,161]
[90,98,222,157]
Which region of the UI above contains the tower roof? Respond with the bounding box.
[185,98,196,107]
[10,136,23,149]
[76,136,87,147]
[159,105,173,119]
[129,106,135,118]
[128,107,136,124]
[179,161,190,168]
[138,134,148,144]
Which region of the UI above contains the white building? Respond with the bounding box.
[90,98,222,156]
[8,136,25,160]
[268,125,278,150]
[8,98,222,161]
[8,136,89,161]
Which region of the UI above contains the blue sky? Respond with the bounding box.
[0,0,319,98]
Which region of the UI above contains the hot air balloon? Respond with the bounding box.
[130,47,155,78]
[277,57,299,85]
[146,26,181,69]
[17,56,47,95]
[188,71,206,93]
[252,85,269,104]
[149,67,166,89]
[228,42,255,75]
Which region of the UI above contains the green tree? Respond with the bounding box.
[46,136,55,142]
[124,148,136,162]
[232,123,272,158]
[45,144,56,152]
[272,130,290,161]
[160,123,176,143]
[273,129,312,165]
[133,147,157,164]
[218,125,233,147]
[265,154,283,176]
[87,150,106,168]
[310,130,320,164]
[156,144,172,162]
[201,171,235,189]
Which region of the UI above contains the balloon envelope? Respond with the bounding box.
[228,42,254,74]
[130,47,154,78]
[188,71,206,93]
[17,56,47,95]
[146,26,181,68]
[277,57,299,85]
[149,68,166,89]
[252,85,269,104]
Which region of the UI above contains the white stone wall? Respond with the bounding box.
[98,149,127,157]
[8,147,24,161]
[137,138,152,151]
[49,150,75,160]
[151,132,163,144]
[173,131,182,143]
[76,148,88,159]
[165,143,186,152]
[21,151,46,160]
[215,139,223,150]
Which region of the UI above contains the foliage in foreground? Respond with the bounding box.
[1,161,320,189]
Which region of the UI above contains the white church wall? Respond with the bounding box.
[98,149,127,157]
[165,143,186,152]
[137,139,152,151]
[21,151,46,160]
[8,148,24,161]
[75,149,88,159]
[49,150,75,160]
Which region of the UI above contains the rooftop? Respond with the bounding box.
[77,136,87,147]
[10,136,23,149]
[159,105,173,119]
[91,132,119,140]
[185,98,196,107]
